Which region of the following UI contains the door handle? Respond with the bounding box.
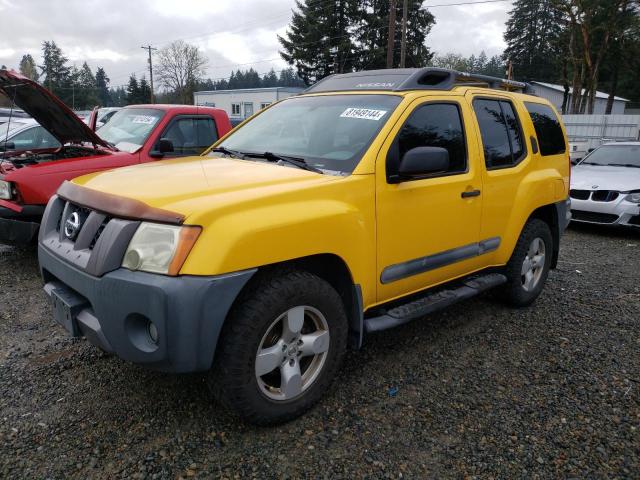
[461,189,481,198]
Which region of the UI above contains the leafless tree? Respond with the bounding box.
[156,40,208,104]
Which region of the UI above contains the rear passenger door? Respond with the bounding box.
[467,94,530,264]
[158,115,219,157]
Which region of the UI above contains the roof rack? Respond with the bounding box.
[304,68,534,95]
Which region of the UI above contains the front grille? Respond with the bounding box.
[591,190,619,202]
[59,202,108,250]
[570,189,591,200]
[89,217,110,249]
[571,210,619,224]
[628,215,640,226]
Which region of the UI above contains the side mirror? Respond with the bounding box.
[398,146,449,178]
[150,138,174,158]
[0,141,15,150]
[587,148,595,153]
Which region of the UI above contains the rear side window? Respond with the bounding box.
[525,102,566,156]
[473,99,526,169]
[162,117,218,155]
[396,103,467,174]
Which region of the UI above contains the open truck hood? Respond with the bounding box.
[0,70,111,149]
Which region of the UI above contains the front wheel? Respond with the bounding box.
[499,219,553,307]
[208,270,348,425]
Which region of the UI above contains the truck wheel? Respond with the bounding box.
[500,219,553,307]
[208,269,348,425]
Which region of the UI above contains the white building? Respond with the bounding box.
[530,81,629,115]
[194,87,304,123]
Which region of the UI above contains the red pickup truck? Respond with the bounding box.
[0,70,232,245]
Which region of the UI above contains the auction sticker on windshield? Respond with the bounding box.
[131,115,157,125]
[340,108,387,121]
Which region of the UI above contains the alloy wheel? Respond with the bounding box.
[521,237,546,292]
[255,306,330,401]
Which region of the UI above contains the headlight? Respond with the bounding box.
[0,180,12,200]
[122,222,201,275]
[625,192,640,203]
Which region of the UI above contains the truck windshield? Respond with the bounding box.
[215,94,402,173]
[98,108,164,153]
[581,144,640,168]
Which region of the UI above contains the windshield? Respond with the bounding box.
[97,108,164,153]
[581,144,640,168]
[216,94,402,173]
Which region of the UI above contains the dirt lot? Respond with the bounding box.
[1,224,639,479]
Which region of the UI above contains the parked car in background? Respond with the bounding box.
[73,110,91,122]
[570,142,640,227]
[0,107,30,125]
[0,69,232,245]
[38,68,570,424]
[0,118,61,152]
[84,107,121,130]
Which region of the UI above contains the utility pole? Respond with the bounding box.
[400,0,408,68]
[141,45,157,103]
[507,59,513,81]
[386,0,397,69]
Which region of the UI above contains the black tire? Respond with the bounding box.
[499,219,553,307]
[208,269,348,425]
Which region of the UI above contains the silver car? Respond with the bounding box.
[570,142,640,228]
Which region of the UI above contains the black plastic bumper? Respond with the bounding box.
[0,205,44,245]
[39,244,256,373]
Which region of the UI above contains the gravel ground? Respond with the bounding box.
[1,224,639,479]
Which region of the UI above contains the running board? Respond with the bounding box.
[364,273,507,333]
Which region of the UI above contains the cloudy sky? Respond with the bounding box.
[0,0,512,88]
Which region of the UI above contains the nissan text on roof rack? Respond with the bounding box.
[38,68,571,424]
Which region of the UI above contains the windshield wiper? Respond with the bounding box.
[210,146,248,159]
[248,151,323,174]
[607,163,640,168]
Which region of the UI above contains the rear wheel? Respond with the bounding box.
[499,219,553,307]
[208,269,348,425]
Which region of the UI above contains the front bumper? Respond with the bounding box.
[570,197,640,227]
[39,244,256,373]
[0,205,44,245]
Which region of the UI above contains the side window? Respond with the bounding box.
[501,102,524,160]
[525,102,566,156]
[11,127,39,148]
[396,103,467,175]
[162,117,218,156]
[473,99,526,169]
[38,128,61,148]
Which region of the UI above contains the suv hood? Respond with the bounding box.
[0,70,111,149]
[572,164,640,192]
[72,156,339,216]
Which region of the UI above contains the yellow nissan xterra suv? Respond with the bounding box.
[38,68,571,424]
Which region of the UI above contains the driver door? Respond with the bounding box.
[375,96,485,303]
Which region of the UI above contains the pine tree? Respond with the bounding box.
[138,77,151,103]
[126,75,140,105]
[95,67,111,106]
[39,41,69,88]
[353,0,435,69]
[19,54,39,81]
[74,62,99,109]
[262,69,279,87]
[503,0,565,82]
[39,41,71,98]
[279,0,358,85]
